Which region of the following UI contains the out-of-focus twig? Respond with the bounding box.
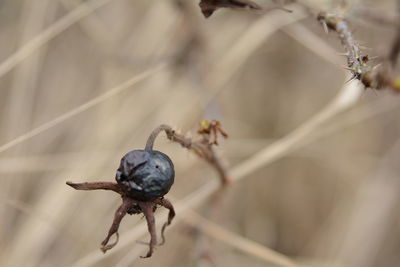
[183,210,301,267]
[59,0,115,50]
[353,6,400,29]
[0,0,114,80]
[363,1,400,92]
[0,64,166,154]
[207,4,307,91]
[282,22,343,66]
[332,139,400,267]
[386,0,400,69]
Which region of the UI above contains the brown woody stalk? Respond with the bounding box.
[147,121,230,184]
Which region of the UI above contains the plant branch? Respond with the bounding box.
[144,121,230,184]
[183,210,301,267]
[0,0,114,79]
[0,64,166,154]
[317,10,400,92]
[70,79,363,267]
[317,12,372,84]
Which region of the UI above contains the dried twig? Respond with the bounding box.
[0,0,114,79]
[0,64,166,154]
[183,211,300,267]
[146,120,230,184]
[353,6,400,29]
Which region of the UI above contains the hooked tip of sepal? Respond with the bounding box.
[66,181,76,188]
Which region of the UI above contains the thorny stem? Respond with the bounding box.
[317,12,372,84]
[317,11,400,92]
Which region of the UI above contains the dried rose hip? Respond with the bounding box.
[66,125,176,258]
[66,121,229,258]
[116,149,174,201]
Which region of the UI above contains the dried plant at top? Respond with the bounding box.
[317,11,400,92]
[199,0,262,18]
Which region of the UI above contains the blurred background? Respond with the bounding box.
[1,0,400,266]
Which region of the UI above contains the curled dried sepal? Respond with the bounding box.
[100,197,134,253]
[66,181,175,258]
[154,198,176,245]
[101,233,119,253]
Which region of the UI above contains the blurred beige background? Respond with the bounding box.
[1,0,400,266]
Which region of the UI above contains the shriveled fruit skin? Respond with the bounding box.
[116,150,175,201]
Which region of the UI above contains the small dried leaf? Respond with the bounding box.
[199,0,261,18]
[198,119,228,145]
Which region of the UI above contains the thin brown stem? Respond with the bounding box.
[145,124,192,151]
[144,123,229,184]
[145,124,174,151]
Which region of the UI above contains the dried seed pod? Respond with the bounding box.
[66,125,178,258]
[66,121,228,258]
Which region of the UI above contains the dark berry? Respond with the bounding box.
[115,149,175,201]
